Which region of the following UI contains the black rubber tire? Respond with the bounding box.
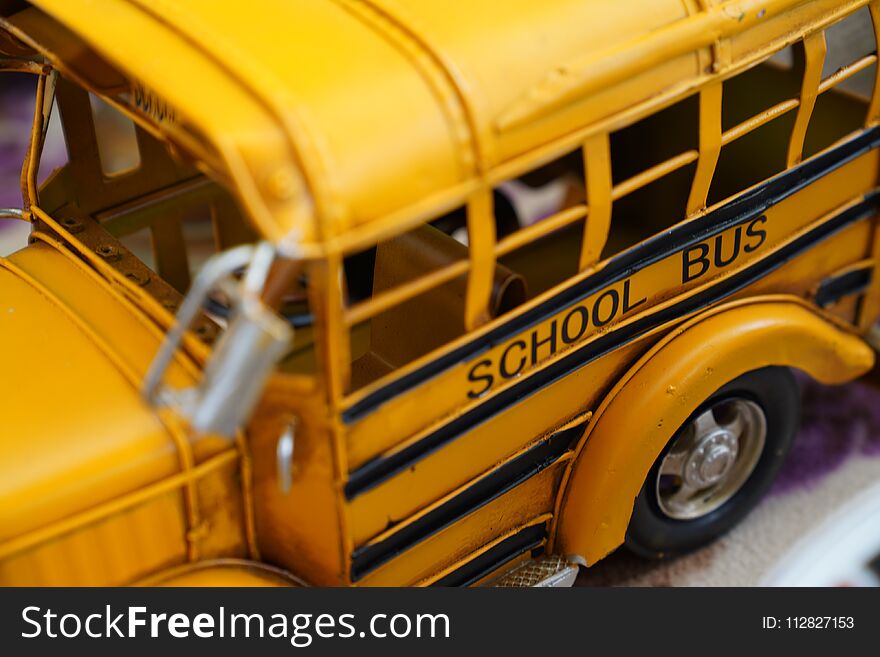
[625,367,800,559]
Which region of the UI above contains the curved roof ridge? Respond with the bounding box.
[337,0,490,174]
[14,0,860,250]
[122,0,339,240]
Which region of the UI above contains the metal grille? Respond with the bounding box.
[491,555,578,588]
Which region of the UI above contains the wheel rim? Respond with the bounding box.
[655,398,767,521]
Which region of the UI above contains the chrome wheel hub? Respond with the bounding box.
[683,431,738,489]
[656,398,767,520]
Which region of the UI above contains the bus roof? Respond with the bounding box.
[2,0,863,252]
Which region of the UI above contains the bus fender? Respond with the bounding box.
[553,296,875,566]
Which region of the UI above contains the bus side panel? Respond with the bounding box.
[344,149,880,475]
[347,216,876,580]
[339,134,878,582]
[346,224,870,547]
[353,461,565,586]
[346,340,645,547]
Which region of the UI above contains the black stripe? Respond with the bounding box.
[430,524,547,587]
[343,127,880,425]
[345,192,880,499]
[815,266,873,307]
[350,423,583,581]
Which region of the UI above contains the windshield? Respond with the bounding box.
[19,70,317,377]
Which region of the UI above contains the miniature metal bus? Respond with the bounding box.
[0,0,879,586]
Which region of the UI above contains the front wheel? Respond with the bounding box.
[625,367,800,558]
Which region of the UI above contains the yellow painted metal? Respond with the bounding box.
[21,70,53,208]
[498,205,587,259]
[344,150,879,466]
[868,0,880,124]
[140,559,303,587]
[787,30,826,167]
[343,147,879,581]
[416,514,553,587]
[580,133,612,269]
[1,0,879,588]
[246,380,349,587]
[356,469,565,586]
[687,83,723,214]
[0,0,863,254]
[863,217,880,329]
[819,259,875,324]
[346,257,468,327]
[1,492,189,586]
[0,262,175,543]
[0,244,250,584]
[555,297,875,565]
[465,190,495,330]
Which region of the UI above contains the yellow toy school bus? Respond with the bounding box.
[1,0,879,587]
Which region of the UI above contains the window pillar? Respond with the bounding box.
[687,82,722,215]
[580,132,612,270]
[465,189,496,330]
[787,31,827,168]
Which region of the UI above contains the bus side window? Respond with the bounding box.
[0,71,42,255]
[803,7,877,159]
[603,95,699,258]
[89,93,140,177]
[36,96,69,188]
[25,75,318,373]
[344,215,472,392]
[0,72,37,209]
[493,149,586,305]
[707,44,802,206]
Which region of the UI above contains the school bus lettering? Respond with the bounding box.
[499,339,528,379]
[467,278,647,399]
[130,81,177,125]
[467,359,494,398]
[682,216,769,284]
[744,216,769,254]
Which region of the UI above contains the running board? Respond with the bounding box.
[489,555,579,587]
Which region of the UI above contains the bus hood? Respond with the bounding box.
[0,243,201,552]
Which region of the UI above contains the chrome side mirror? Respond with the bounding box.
[143,242,293,437]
